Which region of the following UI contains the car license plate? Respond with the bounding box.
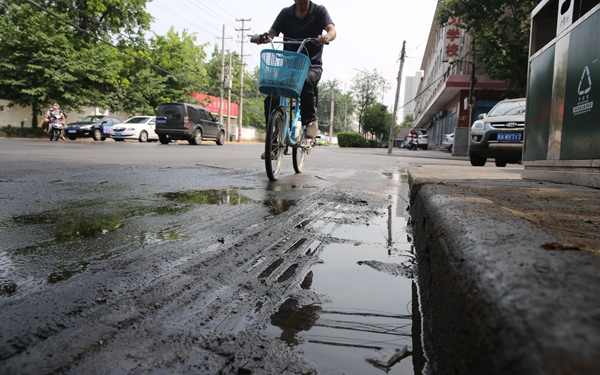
[114,133,122,136]
[157,119,166,124]
[68,130,76,134]
[497,133,522,141]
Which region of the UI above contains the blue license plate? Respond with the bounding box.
[157,119,166,124]
[497,133,522,141]
[114,133,122,136]
[68,130,76,134]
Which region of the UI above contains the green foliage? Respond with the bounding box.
[0,125,47,137]
[238,63,261,129]
[337,132,366,147]
[363,103,392,141]
[437,0,538,95]
[0,3,123,126]
[401,113,414,127]
[0,1,262,128]
[39,0,153,36]
[243,97,266,131]
[350,69,390,134]
[148,28,209,102]
[317,79,357,135]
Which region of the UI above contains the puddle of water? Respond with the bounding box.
[1,185,305,298]
[263,199,297,215]
[0,197,198,298]
[264,170,423,374]
[265,242,416,374]
[258,259,284,279]
[160,189,296,216]
[159,189,254,205]
[277,264,298,283]
[285,238,307,254]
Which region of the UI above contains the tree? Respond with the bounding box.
[350,69,390,134]
[0,3,122,126]
[317,79,357,135]
[239,66,265,130]
[363,103,392,141]
[38,0,152,37]
[148,28,210,103]
[401,113,414,128]
[437,0,538,95]
[104,42,168,115]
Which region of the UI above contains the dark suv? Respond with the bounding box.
[155,103,225,145]
[469,98,526,167]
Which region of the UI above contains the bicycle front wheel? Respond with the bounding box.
[265,108,285,181]
[292,139,307,173]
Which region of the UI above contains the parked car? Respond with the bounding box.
[64,115,123,141]
[155,102,225,145]
[399,135,410,148]
[316,138,329,146]
[442,133,455,152]
[409,128,429,150]
[110,116,158,142]
[469,98,526,167]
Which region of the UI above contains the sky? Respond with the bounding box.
[146,0,439,114]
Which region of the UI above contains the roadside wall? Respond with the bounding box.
[0,99,132,127]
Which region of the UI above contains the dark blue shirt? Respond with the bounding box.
[271,1,334,69]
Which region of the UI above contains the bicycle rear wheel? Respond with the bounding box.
[292,139,307,173]
[265,108,285,181]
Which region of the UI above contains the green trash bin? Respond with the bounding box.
[229,135,235,142]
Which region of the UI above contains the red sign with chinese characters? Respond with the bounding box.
[443,16,462,61]
[189,92,239,118]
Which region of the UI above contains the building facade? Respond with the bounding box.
[402,71,422,118]
[413,2,517,153]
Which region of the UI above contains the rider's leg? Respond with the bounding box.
[300,68,322,138]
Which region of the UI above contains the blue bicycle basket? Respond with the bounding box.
[258,49,311,98]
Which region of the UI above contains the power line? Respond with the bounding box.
[150,1,220,38]
[185,0,238,30]
[209,0,237,20]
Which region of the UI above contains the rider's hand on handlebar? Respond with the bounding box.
[250,33,270,45]
[317,34,330,46]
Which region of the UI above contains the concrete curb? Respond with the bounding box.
[408,174,600,374]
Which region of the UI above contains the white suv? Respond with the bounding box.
[409,128,429,150]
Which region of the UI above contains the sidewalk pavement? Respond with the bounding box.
[407,164,600,375]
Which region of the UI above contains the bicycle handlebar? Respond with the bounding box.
[252,34,327,52]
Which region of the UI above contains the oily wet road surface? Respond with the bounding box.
[0,164,423,374]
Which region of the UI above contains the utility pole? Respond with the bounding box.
[344,102,348,132]
[343,83,348,132]
[468,39,477,133]
[236,18,251,142]
[387,41,406,154]
[329,89,335,145]
[227,53,232,141]
[217,25,229,124]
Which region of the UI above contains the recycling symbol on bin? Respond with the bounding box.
[578,66,592,96]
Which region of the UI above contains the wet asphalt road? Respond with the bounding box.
[0,138,467,374]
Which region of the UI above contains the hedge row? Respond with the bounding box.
[337,132,386,148]
[0,125,47,137]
